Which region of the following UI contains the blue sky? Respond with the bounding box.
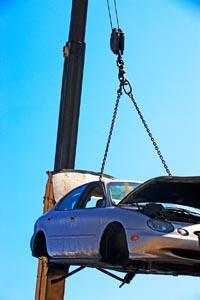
[1,0,200,299]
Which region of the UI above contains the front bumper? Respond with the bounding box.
[127,224,200,264]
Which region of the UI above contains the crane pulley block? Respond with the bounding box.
[110,28,124,55]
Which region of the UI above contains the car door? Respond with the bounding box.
[67,181,108,258]
[46,183,88,257]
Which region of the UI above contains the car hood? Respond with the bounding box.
[119,176,200,210]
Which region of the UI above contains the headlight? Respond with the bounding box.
[177,228,189,236]
[147,219,174,233]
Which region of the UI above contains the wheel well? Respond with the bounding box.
[100,222,129,265]
[33,231,48,258]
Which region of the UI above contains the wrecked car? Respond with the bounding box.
[31,175,200,278]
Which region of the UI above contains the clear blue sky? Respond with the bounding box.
[1,0,200,299]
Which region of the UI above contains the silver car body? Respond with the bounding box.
[31,172,200,276]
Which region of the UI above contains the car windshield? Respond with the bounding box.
[108,182,140,205]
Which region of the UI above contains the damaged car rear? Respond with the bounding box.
[119,176,200,276]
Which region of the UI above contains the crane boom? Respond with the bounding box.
[54,0,88,171]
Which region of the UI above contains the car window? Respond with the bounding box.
[81,185,106,209]
[56,184,87,211]
[109,182,140,205]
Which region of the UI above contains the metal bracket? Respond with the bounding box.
[51,265,135,287]
[51,266,85,284]
[96,268,135,288]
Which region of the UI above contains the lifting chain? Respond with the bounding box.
[117,54,172,176]
[99,30,172,180]
[99,84,123,181]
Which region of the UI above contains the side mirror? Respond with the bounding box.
[96,199,106,208]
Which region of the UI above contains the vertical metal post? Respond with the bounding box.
[35,1,88,299]
[54,0,88,171]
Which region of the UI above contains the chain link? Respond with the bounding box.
[99,54,171,179]
[117,54,172,176]
[99,84,123,180]
[127,92,172,176]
